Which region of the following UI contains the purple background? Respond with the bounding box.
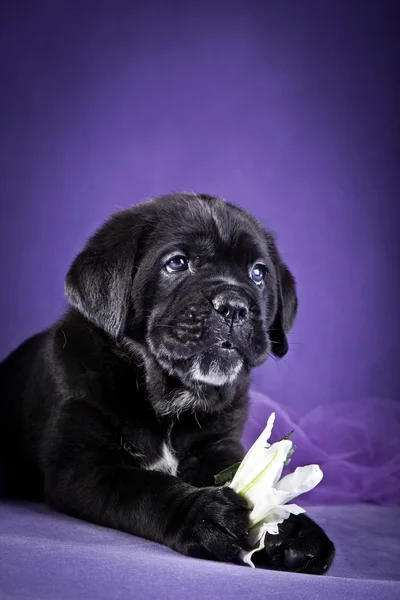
[1,1,399,503]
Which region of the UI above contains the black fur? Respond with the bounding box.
[0,193,334,573]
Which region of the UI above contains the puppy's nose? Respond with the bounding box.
[211,294,249,325]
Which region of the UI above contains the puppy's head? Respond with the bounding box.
[66,193,297,387]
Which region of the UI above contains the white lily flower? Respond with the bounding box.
[227,412,323,568]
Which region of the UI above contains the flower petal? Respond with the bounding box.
[274,465,323,504]
[237,440,292,504]
[263,503,306,532]
[231,439,292,498]
[229,413,276,491]
[250,498,306,529]
[247,487,282,525]
[240,523,269,568]
[247,521,270,548]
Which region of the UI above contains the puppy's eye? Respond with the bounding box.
[250,264,266,285]
[165,255,188,273]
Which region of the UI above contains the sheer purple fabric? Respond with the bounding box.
[243,392,400,505]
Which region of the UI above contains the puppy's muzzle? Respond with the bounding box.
[211,293,249,327]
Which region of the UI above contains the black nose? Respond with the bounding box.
[212,293,249,325]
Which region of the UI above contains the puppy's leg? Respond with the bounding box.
[179,438,244,488]
[179,439,334,574]
[44,402,250,563]
[251,513,335,575]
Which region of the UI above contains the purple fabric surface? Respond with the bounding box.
[1,501,399,600]
[1,1,399,417]
[244,391,400,505]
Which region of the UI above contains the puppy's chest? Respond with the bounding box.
[146,440,179,476]
[120,423,180,477]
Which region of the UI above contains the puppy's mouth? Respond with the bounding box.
[218,340,238,352]
[207,339,242,360]
[148,326,246,386]
[187,340,244,386]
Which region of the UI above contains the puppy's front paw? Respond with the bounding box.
[176,486,251,563]
[252,513,335,575]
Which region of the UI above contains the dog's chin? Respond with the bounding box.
[149,336,245,387]
[188,344,244,386]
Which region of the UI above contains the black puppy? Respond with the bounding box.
[0,193,334,573]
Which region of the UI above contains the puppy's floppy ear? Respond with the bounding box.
[65,208,147,337]
[269,259,298,358]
